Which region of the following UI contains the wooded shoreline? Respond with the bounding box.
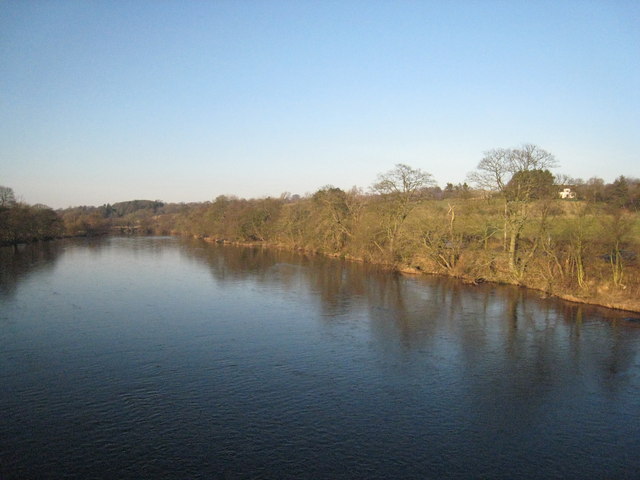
[3,152,639,314]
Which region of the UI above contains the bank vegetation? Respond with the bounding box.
[2,144,639,312]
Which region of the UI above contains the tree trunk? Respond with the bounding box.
[508,229,518,272]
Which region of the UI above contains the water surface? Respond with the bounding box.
[1,237,639,479]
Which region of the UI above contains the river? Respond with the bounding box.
[1,236,639,479]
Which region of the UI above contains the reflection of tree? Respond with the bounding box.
[0,242,63,299]
[180,239,374,318]
[366,274,443,352]
[304,257,365,317]
[459,292,640,432]
[4,237,636,398]
[180,239,305,285]
[180,239,640,394]
[181,239,456,348]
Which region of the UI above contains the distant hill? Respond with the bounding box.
[102,200,164,218]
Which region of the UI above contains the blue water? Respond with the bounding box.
[1,237,639,479]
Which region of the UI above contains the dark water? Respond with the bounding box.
[1,237,639,479]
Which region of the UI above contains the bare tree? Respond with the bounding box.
[469,145,558,277]
[511,143,557,173]
[371,164,436,262]
[0,185,16,207]
[468,144,557,195]
[467,148,512,192]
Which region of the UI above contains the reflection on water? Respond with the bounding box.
[183,239,639,387]
[1,237,639,479]
[0,242,63,299]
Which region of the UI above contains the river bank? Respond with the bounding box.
[194,234,640,315]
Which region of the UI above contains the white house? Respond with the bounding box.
[559,187,576,199]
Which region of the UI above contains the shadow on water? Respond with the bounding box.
[0,242,64,300]
[0,237,117,300]
[0,236,172,302]
[180,237,639,323]
[180,238,639,385]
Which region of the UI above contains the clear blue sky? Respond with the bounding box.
[1,0,638,208]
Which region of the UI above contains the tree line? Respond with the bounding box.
[0,186,63,246]
[2,144,639,310]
